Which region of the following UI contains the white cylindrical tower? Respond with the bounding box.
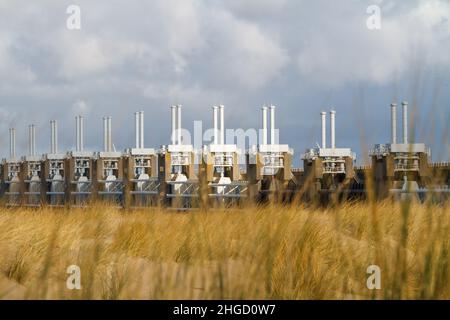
[219,104,225,144]
[213,106,218,145]
[28,125,33,156]
[32,125,36,156]
[171,105,177,145]
[391,103,397,144]
[262,106,268,145]
[50,120,54,153]
[103,117,108,152]
[50,120,58,154]
[79,115,84,151]
[321,111,326,149]
[402,101,408,144]
[108,117,112,152]
[177,105,182,145]
[330,110,336,149]
[139,111,144,148]
[54,120,58,154]
[10,128,16,159]
[135,112,139,148]
[270,105,275,145]
[75,116,80,151]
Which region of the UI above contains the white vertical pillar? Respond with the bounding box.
[108,117,112,152]
[177,105,182,145]
[50,121,55,154]
[262,106,268,145]
[391,103,397,144]
[219,105,224,144]
[9,128,12,158]
[50,120,54,153]
[10,128,16,159]
[135,112,139,148]
[321,111,327,149]
[270,105,275,145]
[50,120,53,154]
[54,120,58,154]
[75,116,79,151]
[330,110,336,149]
[219,105,225,144]
[28,125,33,156]
[139,111,144,148]
[402,101,408,144]
[171,106,177,145]
[213,106,218,145]
[32,125,36,156]
[103,117,108,152]
[79,116,84,151]
[50,120,56,154]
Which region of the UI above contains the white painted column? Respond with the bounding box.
[391,103,397,144]
[219,104,225,144]
[213,106,218,145]
[262,106,268,145]
[135,112,139,148]
[177,105,182,145]
[139,111,144,148]
[10,128,16,159]
[171,106,177,145]
[330,110,336,149]
[321,111,326,149]
[79,116,84,151]
[270,105,275,145]
[402,101,408,144]
[103,117,108,152]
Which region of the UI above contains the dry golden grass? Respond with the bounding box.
[0,201,448,299]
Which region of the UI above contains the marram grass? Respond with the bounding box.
[0,201,448,299]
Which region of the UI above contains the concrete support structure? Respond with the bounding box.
[66,115,95,206]
[247,105,293,203]
[96,116,123,206]
[22,124,43,206]
[200,105,245,208]
[2,128,23,206]
[44,120,66,206]
[370,101,430,200]
[124,111,159,208]
[301,110,355,202]
[159,105,198,209]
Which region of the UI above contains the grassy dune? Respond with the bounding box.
[0,201,448,299]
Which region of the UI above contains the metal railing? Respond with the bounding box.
[208,181,248,199]
[166,180,199,198]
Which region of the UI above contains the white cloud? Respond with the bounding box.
[296,0,450,87]
[0,32,37,86]
[71,100,89,115]
[201,8,288,90]
[57,35,116,78]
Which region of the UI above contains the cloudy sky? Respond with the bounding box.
[0,0,449,165]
